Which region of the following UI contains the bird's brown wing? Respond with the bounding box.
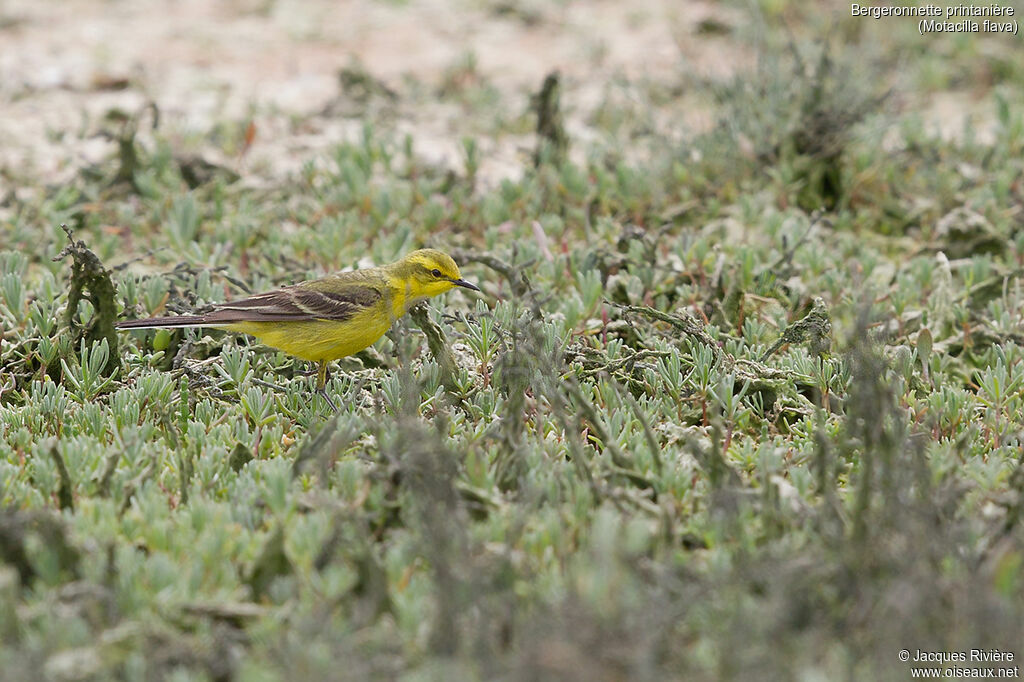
[204,284,382,323]
[115,283,383,329]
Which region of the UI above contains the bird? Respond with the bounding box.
[116,249,480,408]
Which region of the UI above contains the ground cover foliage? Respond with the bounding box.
[2,16,1024,682]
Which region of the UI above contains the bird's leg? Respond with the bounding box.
[315,360,338,412]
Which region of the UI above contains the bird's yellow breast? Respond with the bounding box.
[225,303,398,362]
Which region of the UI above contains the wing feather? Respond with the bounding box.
[116,276,386,328]
[203,284,382,323]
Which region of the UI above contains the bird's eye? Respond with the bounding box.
[431,269,442,278]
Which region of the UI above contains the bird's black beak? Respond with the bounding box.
[452,278,481,292]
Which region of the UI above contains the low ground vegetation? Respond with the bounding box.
[1,19,1023,681]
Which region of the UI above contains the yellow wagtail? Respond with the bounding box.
[116,249,480,407]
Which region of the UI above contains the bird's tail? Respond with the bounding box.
[115,315,223,330]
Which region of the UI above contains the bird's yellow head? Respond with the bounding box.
[391,248,480,302]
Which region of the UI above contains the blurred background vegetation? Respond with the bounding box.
[1,0,1023,679]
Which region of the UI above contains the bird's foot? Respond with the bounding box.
[317,386,339,412]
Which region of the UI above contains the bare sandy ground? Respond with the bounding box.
[0,0,995,195]
[0,0,747,191]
